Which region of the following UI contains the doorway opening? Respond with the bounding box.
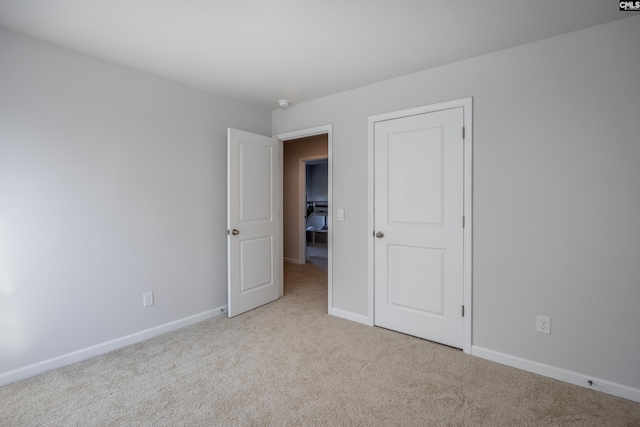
[275,125,333,315]
[281,135,328,265]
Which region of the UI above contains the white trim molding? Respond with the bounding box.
[472,346,640,403]
[367,97,473,351]
[0,306,227,387]
[332,308,371,326]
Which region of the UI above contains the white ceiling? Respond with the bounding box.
[0,1,635,110]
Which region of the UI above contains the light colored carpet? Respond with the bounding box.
[2,261,640,426]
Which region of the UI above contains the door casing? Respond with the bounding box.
[367,98,473,354]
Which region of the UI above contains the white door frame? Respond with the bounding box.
[274,125,334,315]
[367,98,473,354]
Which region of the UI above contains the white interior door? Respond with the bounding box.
[374,108,464,348]
[227,128,282,317]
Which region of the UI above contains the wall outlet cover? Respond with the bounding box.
[143,292,154,307]
[536,315,551,334]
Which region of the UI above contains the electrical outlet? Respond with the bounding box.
[143,291,154,307]
[536,315,551,334]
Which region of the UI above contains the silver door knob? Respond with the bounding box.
[231,229,240,235]
[375,231,384,238]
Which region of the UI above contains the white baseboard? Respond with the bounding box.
[331,307,372,326]
[284,257,304,265]
[472,346,640,403]
[0,306,227,387]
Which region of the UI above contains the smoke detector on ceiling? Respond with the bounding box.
[277,99,291,108]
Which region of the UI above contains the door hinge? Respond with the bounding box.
[462,216,465,228]
[462,127,465,139]
[462,305,465,317]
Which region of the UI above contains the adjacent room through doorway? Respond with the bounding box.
[282,133,329,286]
[305,159,328,263]
[282,134,329,266]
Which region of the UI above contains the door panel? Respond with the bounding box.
[240,236,273,293]
[387,245,444,315]
[228,128,282,317]
[388,126,443,225]
[374,108,464,348]
[240,143,272,221]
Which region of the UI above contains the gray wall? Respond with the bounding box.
[0,29,271,375]
[272,16,640,390]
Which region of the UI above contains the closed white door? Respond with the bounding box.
[374,108,464,348]
[227,128,282,317]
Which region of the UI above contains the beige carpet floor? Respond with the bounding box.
[2,260,640,426]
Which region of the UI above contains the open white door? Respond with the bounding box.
[227,128,282,317]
